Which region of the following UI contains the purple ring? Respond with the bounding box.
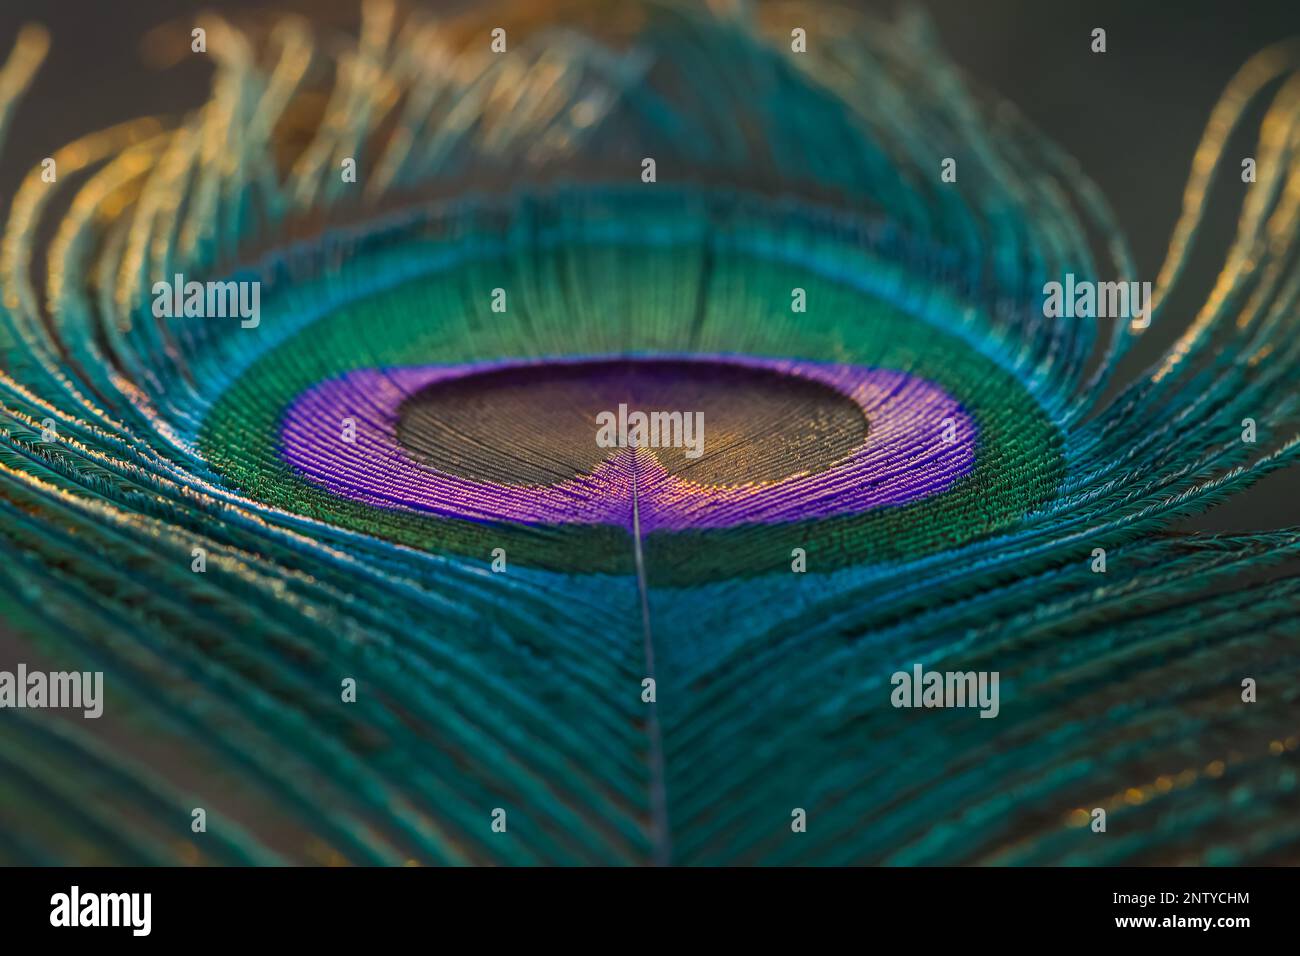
[279,355,976,531]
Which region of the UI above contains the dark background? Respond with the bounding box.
[0,0,1297,531]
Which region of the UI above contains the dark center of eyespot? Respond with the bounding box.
[395,358,869,487]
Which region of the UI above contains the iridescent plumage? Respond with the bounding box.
[1,2,1298,865]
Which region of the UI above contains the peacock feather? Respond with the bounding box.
[0,0,1298,865]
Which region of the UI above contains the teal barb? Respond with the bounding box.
[1,1,1299,865]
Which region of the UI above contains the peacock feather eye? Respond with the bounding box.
[200,200,1038,579]
[2,1,1299,869]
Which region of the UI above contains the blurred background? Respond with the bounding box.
[1,0,1297,531]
